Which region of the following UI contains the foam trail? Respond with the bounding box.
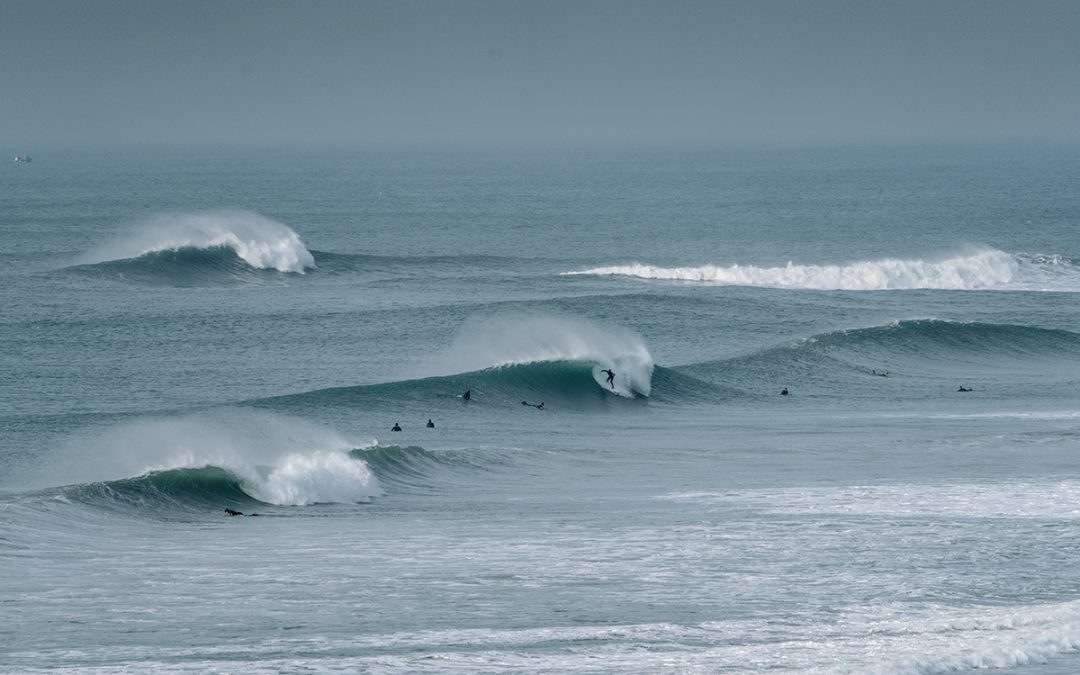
[44,411,381,505]
[85,210,316,273]
[566,249,1054,290]
[422,316,655,397]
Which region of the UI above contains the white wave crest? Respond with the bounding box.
[87,210,316,273]
[424,315,655,397]
[52,411,381,505]
[242,449,380,506]
[565,249,1073,291]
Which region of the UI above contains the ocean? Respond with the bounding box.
[2,142,1080,673]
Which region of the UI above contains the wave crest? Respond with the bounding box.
[566,249,1080,291]
[85,210,316,273]
[426,316,655,397]
[50,412,380,507]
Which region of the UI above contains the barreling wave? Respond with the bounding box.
[79,210,316,275]
[63,450,381,511]
[69,244,290,286]
[257,316,734,411]
[39,412,381,512]
[424,316,656,398]
[565,249,1080,291]
[263,361,702,414]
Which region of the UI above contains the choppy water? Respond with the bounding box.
[3,144,1080,673]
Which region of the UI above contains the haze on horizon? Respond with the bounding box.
[1,0,1078,148]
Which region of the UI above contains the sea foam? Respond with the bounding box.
[85,210,316,273]
[566,249,1080,291]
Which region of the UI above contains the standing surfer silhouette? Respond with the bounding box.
[601,369,615,389]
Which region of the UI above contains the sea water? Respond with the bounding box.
[2,143,1080,673]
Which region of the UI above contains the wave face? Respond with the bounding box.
[424,316,656,398]
[566,249,1080,291]
[47,412,381,510]
[682,319,1080,396]
[81,210,316,274]
[263,316,674,411]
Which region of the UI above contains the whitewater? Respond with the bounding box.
[567,248,1080,291]
[3,144,1080,674]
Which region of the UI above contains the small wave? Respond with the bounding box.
[82,210,316,273]
[566,249,1080,291]
[679,319,1080,394]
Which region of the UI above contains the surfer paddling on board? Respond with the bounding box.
[601,369,615,389]
[521,401,545,410]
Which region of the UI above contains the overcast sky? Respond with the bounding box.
[2,0,1078,147]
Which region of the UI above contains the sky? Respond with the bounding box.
[1,0,1078,147]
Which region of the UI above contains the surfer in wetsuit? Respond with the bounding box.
[957,386,972,392]
[601,369,615,389]
[521,401,545,410]
[391,422,402,431]
[224,508,244,516]
[426,419,435,428]
[462,390,471,401]
[781,387,789,396]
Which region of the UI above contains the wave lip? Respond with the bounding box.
[65,449,382,510]
[43,412,381,508]
[566,249,1049,291]
[427,316,655,398]
[84,210,316,273]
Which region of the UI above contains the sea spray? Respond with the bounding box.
[418,315,655,397]
[41,410,381,505]
[82,210,316,273]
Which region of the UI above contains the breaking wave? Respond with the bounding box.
[566,249,1080,291]
[46,412,381,509]
[422,316,656,398]
[81,210,316,274]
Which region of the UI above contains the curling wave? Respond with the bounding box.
[46,412,381,509]
[566,249,1080,291]
[425,316,656,398]
[261,316,676,412]
[82,210,316,274]
[262,361,713,413]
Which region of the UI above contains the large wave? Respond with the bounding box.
[565,249,1080,291]
[44,411,381,508]
[82,210,316,274]
[422,316,656,398]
